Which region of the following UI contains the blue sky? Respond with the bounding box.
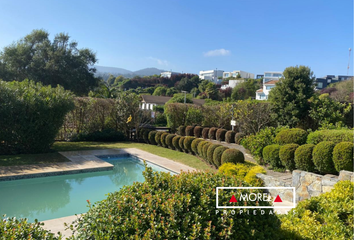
[0,0,352,77]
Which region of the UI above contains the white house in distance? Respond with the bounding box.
[263,71,282,83]
[256,80,279,100]
[199,70,224,84]
[160,71,180,78]
[223,70,255,79]
[221,79,245,89]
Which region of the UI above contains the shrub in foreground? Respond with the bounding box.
[183,136,195,153]
[166,134,176,149]
[213,146,229,167]
[275,128,308,145]
[313,141,336,174]
[197,141,209,157]
[185,126,194,136]
[193,126,203,138]
[172,135,182,151]
[279,144,299,171]
[160,132,169,148]
[216,129,227,142]
[202,127,210,139]
[207,144,222,164]
[208,127,217,140]
[263,144,283,168]
[235,132,246,144]
[219,162,266,186]
[142,128,151,143]
[191,139,203,155]
[148,131,157,145]
[307,129,353,144]
[202,142,213,159]
[155,131,163,146]
[225,131,236,143]
[221,149,245,165]
[70,167,281,239]
[279,180,354,240]
[294,144,316,172]
[333,142,354,172]
[178,136,186,152]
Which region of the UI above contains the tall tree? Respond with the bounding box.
[0,29,99,95]
[269,66,315,127]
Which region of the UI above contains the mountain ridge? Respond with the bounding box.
[94,65,166,78]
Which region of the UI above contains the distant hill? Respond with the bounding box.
[94,65,166,79]
[95,65,132,75]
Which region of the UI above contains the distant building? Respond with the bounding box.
[314,75,353,90]
[223,70,255,79]
[256,74,264,79]
[199,70,224,84]
[161,71,180,78]
[255,80,279,100]
[140,95,205,110]
[221,79,245,89]
[263,71,283,83]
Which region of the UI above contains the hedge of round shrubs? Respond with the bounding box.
[177,126,186,136]
[333,142,354,172]
[279,144,299,171]
[183,136,195,154]
[221,149,245,165]
[235,132,246,144]
[202,142,213,159]
[213,146,229,167]
[179,136,186,152]
[202,127,210,139]
[185,126,194,136]
[206,144,222,164]
[142,129,151,143]
[313,141,336,174]
[216,129,227,142]
[263,144,283,168]
[166,134,176,150]
[160,132,169,148]
[193,126,203,138]
[155,131,163,146]
[197,141,209,157]
[307,129,353,145]
[148,131,157,145]
[191,139,203,155]
[294,144,316,172]
[274,128,308,145]
[225,131,236,143]
[172,135,182,151]
[208,127,217,140]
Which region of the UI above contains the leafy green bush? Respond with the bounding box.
[216,129,227,142]
[208,127,217,140]
[177,125,186,136]
[70,166,281,239]
[263,144,283,168]
[155,131,164,146]
[207,144,222,164]
[0,80,74,154]
[0,216,61,239]
[225,131,236,143]
[307,129,353,144]
[279,180,354,240]
[197,141,209,157]
[221,149,245,165]
[202,142,213,159]
[275,128,308,145]
[333,142,354,172]
[219,162,266,186]
[179,136,186,152]
[244,166,267,186]
[160,132,169,148]
[172,135,182,151]
[166,134,176,150]
[185,126,194,136]
[313,141,336,174]
[71,129,125,142]
[143,128,152,143]
[191,139,203,155]
[183,136,195,154]
[294,144,316,172]
[213,146,229,167]
[202,127,210,139]
[279,144,299,171]
[148,131,157,145]
[193,126,203,138]
[235,132,246,144]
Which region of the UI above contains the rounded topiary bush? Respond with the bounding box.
[185,126,195,136]
[172,135,182,151]
[275,128,308,145]
[235,132,246,144]
[216,129,227,142]
[202,127,210,139]
[197,141,209,157]
[148,131,157,145]
[208,127,217,140]
[333,142,354,172]
[193,126,203,138]
[155,131,163,146]
[294,144,316,172]
[279,144,299,171]
[221,149,245,165]
[183,136,195,154]
[160,132,169,148]
[202,142,213,159]
[177,126,186,136]
[179,136,186,152]
[263,144,283,168]
[191,139,203,155]
[166,134,176,150]
[143,128,151,143]
[207,144,222,164]
[213,146,229,167]
[313,141,336,174]
[225,131,236,144]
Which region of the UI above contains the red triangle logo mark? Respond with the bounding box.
[229,195,238,202]
[274,195,282,202]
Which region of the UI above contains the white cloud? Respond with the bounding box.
[204,49,231,57]
[147,57,169,66]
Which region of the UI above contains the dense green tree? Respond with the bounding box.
[153,86,168,96]
[231,79,261,100]
[175,76,200,92]
[88,79,118,98]
[0,29,99,95]
[166,87,178,96]
[269,66,315,127]
[205,82,218,99]
[198,80,212,93]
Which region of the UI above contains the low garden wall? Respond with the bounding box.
[257,170,354,203]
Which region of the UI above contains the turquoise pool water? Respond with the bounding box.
[0,156,173,222]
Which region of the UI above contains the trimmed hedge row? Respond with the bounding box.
[194,126,203,138]
[225,131,236,143]
[275,128,307,145]
[307,129,353,145]
[216,129,227,142]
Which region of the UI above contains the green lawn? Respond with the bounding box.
[0,152,69,167]
[53,141,215,171]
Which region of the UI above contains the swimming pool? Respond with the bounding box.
[0,155,174,222]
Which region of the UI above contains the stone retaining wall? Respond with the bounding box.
[257,170,354,203]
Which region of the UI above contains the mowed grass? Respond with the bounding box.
[0,152,69,167]
[52,141,215,171]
